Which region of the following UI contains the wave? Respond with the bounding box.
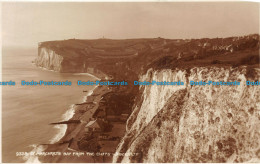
[25,87,96,163]
[49,104,76,144]
[23,144,46,163]
[24,105,75,163]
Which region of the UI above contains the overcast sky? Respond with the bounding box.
[2,2,259,48]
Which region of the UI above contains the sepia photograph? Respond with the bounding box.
[1,0,260,163]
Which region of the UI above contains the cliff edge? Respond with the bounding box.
[113,67,260,163]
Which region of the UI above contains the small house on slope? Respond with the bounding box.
[85,119,104,132]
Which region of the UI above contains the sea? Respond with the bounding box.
[1,48,96,163]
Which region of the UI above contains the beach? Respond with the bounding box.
[33,72,127,163]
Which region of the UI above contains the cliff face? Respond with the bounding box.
[35,39,148,77]
[113,67,260,163]
[36,46,87,73]
[36,47,64,71]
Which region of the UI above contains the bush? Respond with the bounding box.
[239,55,259,65]
[211,60,221,64]
[78,138,101,152]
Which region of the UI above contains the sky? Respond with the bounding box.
[1,2,259,48]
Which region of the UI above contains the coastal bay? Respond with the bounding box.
[39,76,128,163]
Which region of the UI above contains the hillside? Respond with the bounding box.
[36,34,260,162]
[36,34,259,79]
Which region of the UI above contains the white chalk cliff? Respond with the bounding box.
[36,47,64,72]
[113,67,260,163]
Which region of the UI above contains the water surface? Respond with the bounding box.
[2,48,95,163]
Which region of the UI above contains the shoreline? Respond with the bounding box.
[39,85,110,163]
[25,71,107,163]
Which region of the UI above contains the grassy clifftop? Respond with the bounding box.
[38,34,259,80]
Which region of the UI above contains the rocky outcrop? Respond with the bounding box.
[113,67,260,163]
